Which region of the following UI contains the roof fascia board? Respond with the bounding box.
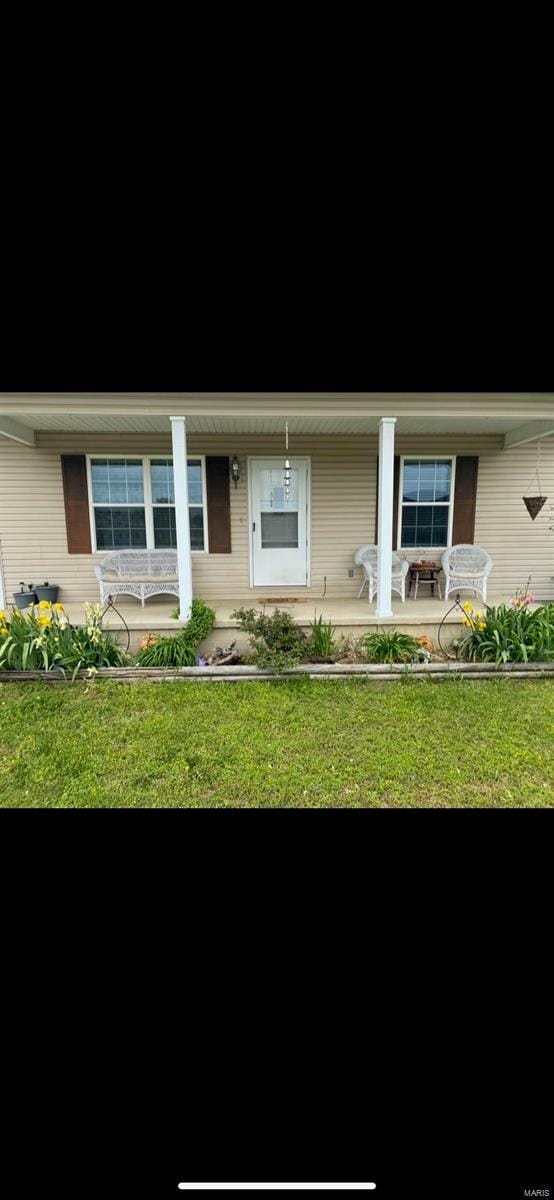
[1,394,554,420]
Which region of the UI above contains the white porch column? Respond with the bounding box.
[375,417,397,619]
[170,417,193,622]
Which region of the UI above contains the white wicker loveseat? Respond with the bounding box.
[441,544,493,603]
[95,550,179,607]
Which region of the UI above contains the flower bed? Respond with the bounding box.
[0,601,125,677]
[458,597,554,664]
[0,597,456,681]
[4,597,554,684]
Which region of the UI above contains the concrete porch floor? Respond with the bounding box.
[57,592,514,652]
[61,593,507,628]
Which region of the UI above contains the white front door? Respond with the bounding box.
[250,457,310,586]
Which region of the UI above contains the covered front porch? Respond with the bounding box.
[1,393,553,623]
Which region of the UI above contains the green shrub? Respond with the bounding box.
[459,601,554,664]
[183,598,216,646]
[134,634,199,668]
[0,602,126,679]
[134,597,216,667]
[230,606,306,670]
[359,629,425,664]
[308,613,337,657]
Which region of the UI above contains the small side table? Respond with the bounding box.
[408,562,442,599]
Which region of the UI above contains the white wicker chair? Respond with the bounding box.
[95,550,179,607]
[354,544,377,597]
[355,544,409,604]
[441,544,493,603]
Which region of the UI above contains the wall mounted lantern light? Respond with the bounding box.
[231,456,241,488]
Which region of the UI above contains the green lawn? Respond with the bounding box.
[1,678,553,807]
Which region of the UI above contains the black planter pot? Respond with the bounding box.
[35,585,59,603]
[13,591,38,610]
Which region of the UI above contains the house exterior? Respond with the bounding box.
[0,394,553,626]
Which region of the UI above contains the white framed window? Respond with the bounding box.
[398,456,456,550]
[87,456,208,553]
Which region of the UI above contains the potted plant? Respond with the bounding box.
[34,581,59,603]
[13,582,38,609]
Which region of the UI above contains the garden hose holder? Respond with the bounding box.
[437,592,491,661]
[101,595,131,655]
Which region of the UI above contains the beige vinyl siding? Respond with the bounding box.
[1,431,553,606]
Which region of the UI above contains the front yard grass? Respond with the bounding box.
[1,677,553,808]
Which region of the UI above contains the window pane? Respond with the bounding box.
[92,460,108,479]
[434,461,452,502]
[428,506,449,545]
[107,460,126,481]
[418,465,436,503]
[151,460,202,504]
[401,504,449,548]
[109,483,128,504]
[151,460,175,505]
[111,509,131,529]
[260,468,299,511]
[402,462,420,502]
[261,512,299,548]
[127,482,145,503]
[402,523,417,547]
[153,506,204,550]
[189,507,205,551]
[187,461,202,505]
[126,461,143,481]
[92,481,110,503]
[91,459,144,505]
[402,459,451,504]
[94,507,147,551]
[153,506,177,549]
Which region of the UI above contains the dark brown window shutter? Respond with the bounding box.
[375,456,401,547]
[61,455,92,554]
[206,456,231,553]
[451,456,479,544]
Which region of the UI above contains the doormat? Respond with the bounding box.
[257,597,309,604]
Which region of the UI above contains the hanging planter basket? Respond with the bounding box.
[522,441,548,520]
[523,495,547,520]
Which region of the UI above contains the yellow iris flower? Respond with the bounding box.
[461,601,486,630]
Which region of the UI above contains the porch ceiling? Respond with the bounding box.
[1,394,554,445]
[0,411,551,438]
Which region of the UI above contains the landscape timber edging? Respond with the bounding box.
[2,661,554,683]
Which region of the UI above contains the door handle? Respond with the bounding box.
[252,521,256,532]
